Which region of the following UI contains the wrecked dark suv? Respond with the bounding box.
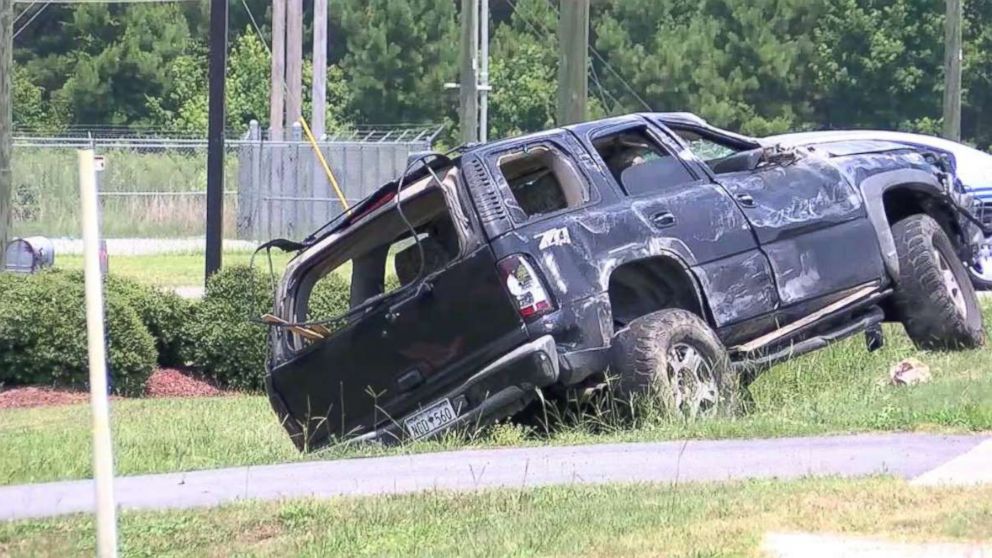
[264,112,989,451]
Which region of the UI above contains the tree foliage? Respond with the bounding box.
[8,0,992,149]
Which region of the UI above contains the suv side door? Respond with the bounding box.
[658,120,887,307]
[582,120,780,330]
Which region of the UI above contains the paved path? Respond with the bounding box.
[2,433,989,521]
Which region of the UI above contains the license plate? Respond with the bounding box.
[404,398,458,439]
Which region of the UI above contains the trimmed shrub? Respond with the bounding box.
[180,265,273,391]
[307,272,352,321]
[104,275,193,367]
[0,270,156,395]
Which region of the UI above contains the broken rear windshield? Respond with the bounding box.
[282,169,462,347]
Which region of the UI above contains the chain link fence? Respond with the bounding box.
[11,124,439,244]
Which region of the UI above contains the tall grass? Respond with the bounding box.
[12,146,239,238]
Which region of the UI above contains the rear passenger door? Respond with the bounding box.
[586,122,780,328]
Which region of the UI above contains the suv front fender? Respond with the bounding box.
[860,169,950,280]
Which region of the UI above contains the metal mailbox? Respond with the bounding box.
[4,237,55,274]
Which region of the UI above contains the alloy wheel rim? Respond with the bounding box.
[666,342,719,418]
[935,248,968,317]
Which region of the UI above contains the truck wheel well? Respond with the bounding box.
[882,187,964,253]
[607,258,706,328]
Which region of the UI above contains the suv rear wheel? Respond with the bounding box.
[891,214,985,350]
[610,309,742,418]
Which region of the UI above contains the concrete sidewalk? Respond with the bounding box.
[1,433,988,521]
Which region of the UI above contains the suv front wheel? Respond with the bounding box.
[891,213,985,350]
[610,309,743,418]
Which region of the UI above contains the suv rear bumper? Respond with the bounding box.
[268,335,560,451]
[364,334,560,445]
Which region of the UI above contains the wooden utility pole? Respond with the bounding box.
[942,0,963,141]
[312,0,327,139]
[0,0,12,267]
[204,0,228,280]
[270,0,286,140]
[286,0,303,124]
[459,0,479,144]
[557,0,589,126]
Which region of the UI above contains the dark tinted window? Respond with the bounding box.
[593,127,697,196]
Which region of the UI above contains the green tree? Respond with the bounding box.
[593,0,823,136]
[336,0,458,124]
[152,30,352,136]
[488,0,558,139]
[810,0,944,133]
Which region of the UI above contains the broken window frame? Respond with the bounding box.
[590,124,706,198]
[489,140,598,225]
[275,167,474,354]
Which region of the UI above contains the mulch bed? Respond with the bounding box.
[0,387,90,410]
[144,368,224,398]
[0,368,226,410]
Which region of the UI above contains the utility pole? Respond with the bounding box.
[942,0,963,141]
[312,0,327,139]
[478,0,490,143]
[459,0,479,144]
[204,0,227,281]
[0,0,12,267]
[270,0,286,140]
[286,0,303,124]
[557,0,589,126]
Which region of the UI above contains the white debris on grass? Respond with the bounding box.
[912,440,992,487]
[762,532,992,558]
[887,357,933,386]
[51,238,259,256]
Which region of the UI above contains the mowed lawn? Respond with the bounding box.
[2,303,991,486]
[2,478,991,557]
[55,252,293,289]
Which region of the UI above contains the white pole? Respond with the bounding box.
[79,148,119,558]
[479,0,489,143]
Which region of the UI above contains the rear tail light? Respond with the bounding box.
[497,254,556,320]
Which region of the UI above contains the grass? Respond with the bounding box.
[55,252,293,288]
[2,477,991,556]
[2,305,991,486]
[12,147,239,238]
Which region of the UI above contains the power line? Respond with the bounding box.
[13,1,47,39]
[505,0,653,113]
[588,46,652,112]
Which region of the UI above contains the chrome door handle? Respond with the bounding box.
[735,193,756,208]
[651,211,677,228]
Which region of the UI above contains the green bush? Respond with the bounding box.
[0,270,156,395]
[307,272,352,321]
[104,275,193,367]
[180,265,274,391]
[180,265,359,391]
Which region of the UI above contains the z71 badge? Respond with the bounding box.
[536,227,571,250]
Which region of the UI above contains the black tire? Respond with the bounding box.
[891,214,985,350]
[610,309,742,418]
